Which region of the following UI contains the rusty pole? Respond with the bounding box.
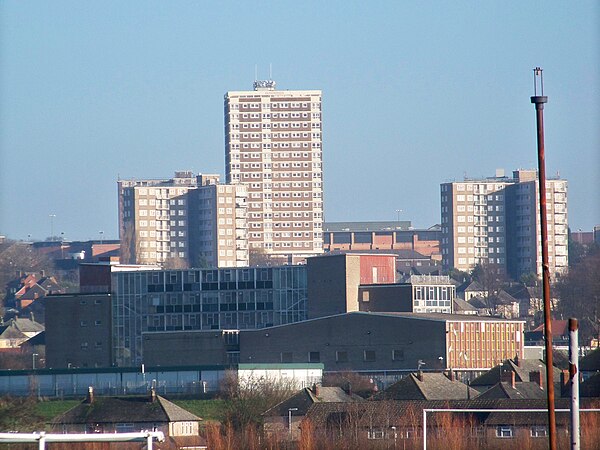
[530,67,557,450]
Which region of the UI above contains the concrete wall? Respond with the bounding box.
[46,293,112,369]
[358,284,413,312]
[143,331,228,366]
[239,313,448,372]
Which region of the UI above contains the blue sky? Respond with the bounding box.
[1,1,598,240]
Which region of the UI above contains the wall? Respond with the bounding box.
[45,293,112,369]
[239,313,448,372]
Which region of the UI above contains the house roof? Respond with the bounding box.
[453,297,477,313]
[470,358,561,386]
[53,393,201,425]
[580,348,600,371]
[374,372,478,401]
[302,398,599,429]
[263,386,363,417]
[475,381,548,400]
[0,324,28,340]
[532,320,569,336]
[580,372,600,398]
[11,318,44,334]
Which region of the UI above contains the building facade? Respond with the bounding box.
[117,172,249,268]
[112,266,307,366]
[224,81,324,261]
[440,169,568,279]
[142,312,525,372]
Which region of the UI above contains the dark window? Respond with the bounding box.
[336,351,348,363]
[309,351,320,363]
[392,349,404,361]
[364,350,376,362]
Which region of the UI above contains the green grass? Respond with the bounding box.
[33,400,80,421]
[172,399,227,422]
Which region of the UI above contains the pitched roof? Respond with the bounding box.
[374,372,477,400]
[263,386,363,417]
[53,394,201,425]
[532,320,569,336]
[580,372,600,398]
[303,398,600,429]
[580,348,600,371]
[11,318,44,333]
[470,358,561,386]
[475,382,548,400]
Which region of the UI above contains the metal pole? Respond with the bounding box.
[38,433,45,450]
[531,67,557,450]
[147,433,153,450]
[423,409,427,450]
[569,318,579,450]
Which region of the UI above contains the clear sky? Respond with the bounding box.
[1,1,598,241]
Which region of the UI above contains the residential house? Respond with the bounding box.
[52,387,205,449]
[373,371,478,400]
[262,384,363,440]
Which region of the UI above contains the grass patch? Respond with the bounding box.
[172,399,227,422]
[34,400,80,421]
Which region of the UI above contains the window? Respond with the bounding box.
[496,425,514,438]
[281,352,293,363]
[530,426,547,437]
[367,430,385,439]
[392,349,404,361]
[336,351,348,363]
[364,350,376,362]
[308,351,320,363]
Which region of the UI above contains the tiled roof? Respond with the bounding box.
[303,398,600,429]
[580,348,600,371]
[374,372,478,401]
[263,386,363,417]
[475,381,548,400]
[580,372,600,398]
[470,359,561,386]
[53,394,201,425]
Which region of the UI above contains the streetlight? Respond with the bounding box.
[391,425,397,449]
[395,209,403,223]
[32,353,38,370]
[288,407,298,440]
[99,231,104,244]
[49,214,56,240]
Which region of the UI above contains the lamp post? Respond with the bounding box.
[99,231,104,244]
[531,66,557,450]
[32,353,38,370]
[391,425,397,449]
[288,407,298,440]
[49,214,56,240]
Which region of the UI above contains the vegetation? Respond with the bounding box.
[555,245,600,345]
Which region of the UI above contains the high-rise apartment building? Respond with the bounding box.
[118,172,249,268]
[224,80,324,261]
[440,169,568,280]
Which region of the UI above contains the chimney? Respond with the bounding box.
[346,382,352,397]
[529,370,544,389]
[312,383,320,397]
[513,354,520,367]
[446,370,454,381]
[501,370,516,389]
[30,312,35,323]
[150,386,157,402]
[86,386,94,403]
[417,370,424,382]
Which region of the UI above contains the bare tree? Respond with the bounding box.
[555,247,600,345]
